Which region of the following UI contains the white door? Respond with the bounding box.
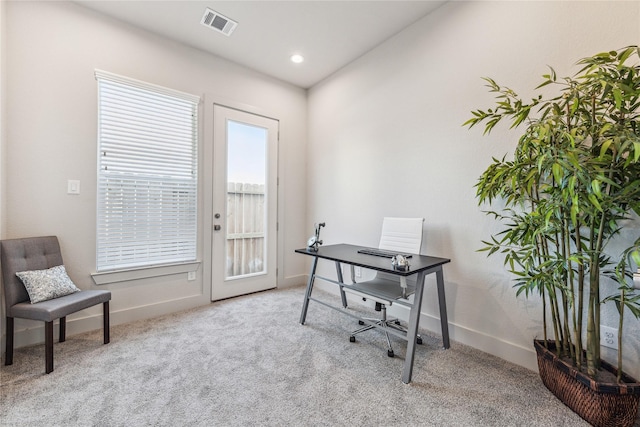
[212,105,278,300]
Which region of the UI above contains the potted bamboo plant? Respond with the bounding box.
[465,46,640,427]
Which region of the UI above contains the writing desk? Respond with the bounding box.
[296,243,451,384]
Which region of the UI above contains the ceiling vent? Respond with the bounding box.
[200,8,237,37]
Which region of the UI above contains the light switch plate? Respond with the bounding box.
[67,180,80,195]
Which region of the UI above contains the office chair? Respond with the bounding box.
[347,217,424,357]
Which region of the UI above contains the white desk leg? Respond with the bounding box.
[436,267,450,349]
[299,256,319,324]
[335,262,348,308]
[402,270,426,384]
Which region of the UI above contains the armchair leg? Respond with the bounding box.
[103,301,110,344]
[59,317,66,343]
[45,321,54,374]
[5,317,14,366]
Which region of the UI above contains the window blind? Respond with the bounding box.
[95,70,199,272]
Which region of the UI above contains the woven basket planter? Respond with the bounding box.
[534,340,640,427]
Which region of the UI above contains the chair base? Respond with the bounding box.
[349,304,422,357]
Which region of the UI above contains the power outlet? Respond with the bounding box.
[187,271,196,281]
[354,266,362,278]
[600,325,618,350]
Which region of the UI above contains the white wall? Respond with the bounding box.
[308,1,640,377]
[0,0,6,349]
[4,0,640,380]
[3,1,307,349]
[0,0,5,239]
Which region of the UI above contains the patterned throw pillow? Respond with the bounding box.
[15,265,81,304]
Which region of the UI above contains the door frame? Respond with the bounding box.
[208,102,280,301]
[202,97,284,302]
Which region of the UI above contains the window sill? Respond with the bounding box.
[91,261,201,285]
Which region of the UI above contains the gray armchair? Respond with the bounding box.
[1,236,111,373]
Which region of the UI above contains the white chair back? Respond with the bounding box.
[378,217,424,254]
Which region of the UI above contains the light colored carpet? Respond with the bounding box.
[0,286,603,426]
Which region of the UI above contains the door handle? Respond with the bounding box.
[214,224,221,231]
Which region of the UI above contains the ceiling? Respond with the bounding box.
[74,1,446,88]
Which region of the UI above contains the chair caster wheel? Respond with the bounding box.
[387,349,394,358]
[417,337,423,345]
[350,336,356,343]
[358,320,365,325]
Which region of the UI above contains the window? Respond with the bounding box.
[95,70,199,272]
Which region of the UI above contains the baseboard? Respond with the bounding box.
[1,279,308,360]
[388,303,539,372]
[111,293,210,325]
[280,274,307,289]
[2,283,540,374]
[314,282,539,373]
[0,293,210,361]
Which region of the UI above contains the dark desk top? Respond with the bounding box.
[295,243,450,276]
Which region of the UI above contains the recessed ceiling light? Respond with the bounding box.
[290,54,305,64]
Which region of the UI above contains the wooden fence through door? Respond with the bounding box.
[226,182,265,277]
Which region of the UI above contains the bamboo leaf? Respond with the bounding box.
[634,142,640,163]
[588,193,603,212]
[552,163,563,184]
[617,46,633,68]
[599,140,613,159]
[613,88,623,109]
[591,179,602,198]
[570,204,578,225]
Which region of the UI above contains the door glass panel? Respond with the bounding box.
[226,120,267,279]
